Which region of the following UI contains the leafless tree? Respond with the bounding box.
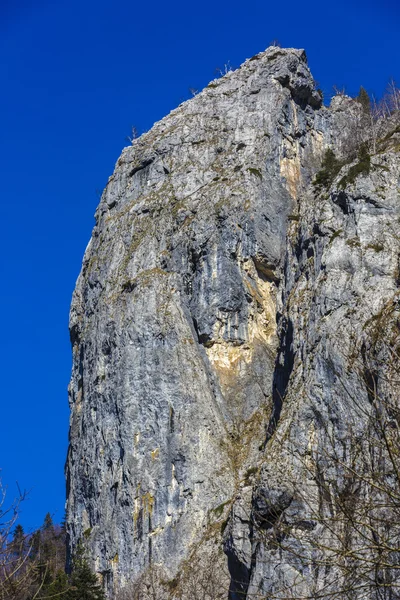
[126,126,139,144]
[0,483,69,600]
[0,480,37,600]
[215,61,234,77]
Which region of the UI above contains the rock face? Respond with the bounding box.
[66,47,400,598]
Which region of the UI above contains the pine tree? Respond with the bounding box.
[357,85,371,114]
[43,512,55,532]
[60,515,67,535]
[12,524,25,558]
[38,569,70,600]
[31,529,42,560]
[313,148,342,188]
[68,543,105,600]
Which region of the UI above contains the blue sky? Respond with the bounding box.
[0,0,399,531]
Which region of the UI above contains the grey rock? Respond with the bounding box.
[66,46,400,598]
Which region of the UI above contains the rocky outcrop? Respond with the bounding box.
[66,47,400,598]
[230,143,400,600]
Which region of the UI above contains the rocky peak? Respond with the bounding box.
[66,47,400,598]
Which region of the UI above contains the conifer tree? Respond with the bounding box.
[12,524,25,558]
[38,570,70,600]
[357,85,371,113]
[31,529,42,560]
[43,512,54,532]
[313,148,342,188]
[68,543,105,600]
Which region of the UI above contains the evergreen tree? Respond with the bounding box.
[43,512,55,532]
[39,569,69,600]
[0,491,68,600]
[31,529,42,560]
[60,515,67,535]
[357,85,371,114]
[313,148,342,188]
[12,524,25,558]
[68,544,105,600]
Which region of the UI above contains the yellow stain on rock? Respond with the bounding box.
[151,448,160,460]
[206,343,251,372]
[133,490,154,522]
[149,526,163,537]
[205,258,277,399]
[280,155,301,200]
[142,492,154,516]
[74,387,83,414]
[279,102,304,200]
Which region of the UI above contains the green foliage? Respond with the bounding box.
[248,167,262,178]
[13,524,24,542]
[68,543,105,600]
[212,500,230,518]
[313,148,343,189]
[244,465,258,478]
[1,507,68,599]
[31,529,42,560]
[381,123,400,142]
[4,513,105,600]
[329,229,343,243]
[38,570,69,600]
[220,518,229,535]
[367,242,384,252]
[339,144,371,188]
[356,86,371,114]
[12,524,25,558]
[43,512,54,531]
[345,237,361,248]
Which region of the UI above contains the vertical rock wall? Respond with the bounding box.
[66,47,400,598]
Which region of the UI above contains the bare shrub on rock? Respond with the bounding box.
[116,545,228,600]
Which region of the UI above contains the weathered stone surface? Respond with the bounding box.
[66,46,400,598]
[243,147,400,598]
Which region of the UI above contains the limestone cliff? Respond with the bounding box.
[66,47,400,598]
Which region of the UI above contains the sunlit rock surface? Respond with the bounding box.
[66,47,400,598]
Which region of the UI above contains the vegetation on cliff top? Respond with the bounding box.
[314,81,400,190]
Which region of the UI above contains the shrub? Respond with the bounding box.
[313,149,343,189]
[339,143,370,188]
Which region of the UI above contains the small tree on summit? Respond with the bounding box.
[356,85,371,114]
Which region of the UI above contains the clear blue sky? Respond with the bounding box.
[0,0,399,531]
